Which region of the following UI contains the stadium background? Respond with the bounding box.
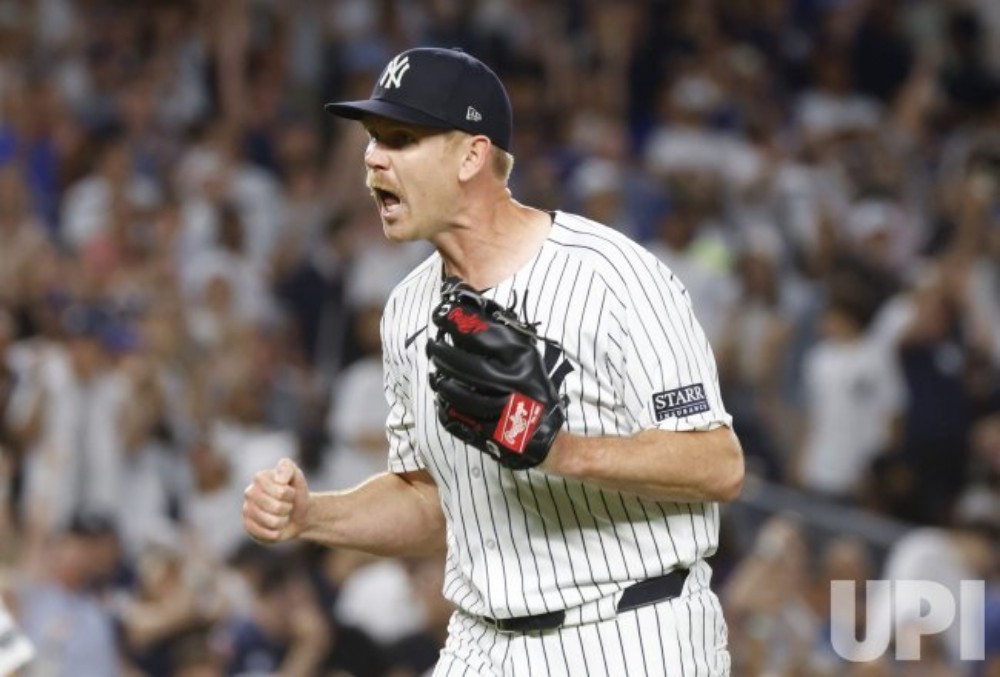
[0,0,998,674]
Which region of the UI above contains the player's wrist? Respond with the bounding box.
[296,492,320,541]
[541,432,584,476]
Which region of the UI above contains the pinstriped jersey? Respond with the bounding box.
[381,210,732,619]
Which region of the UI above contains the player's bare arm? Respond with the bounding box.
[542,426,744,503]
[243,459,446,557]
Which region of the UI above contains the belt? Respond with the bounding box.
[480,567,689,634]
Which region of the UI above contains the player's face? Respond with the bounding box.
[363,117,462,242]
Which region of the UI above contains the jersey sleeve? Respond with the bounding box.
[616,254,732,432]
[381,300,426,474]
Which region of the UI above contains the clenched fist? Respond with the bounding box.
[243,458,311,544]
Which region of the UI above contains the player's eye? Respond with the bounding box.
[384,130,416,148]
[365,127,419,151]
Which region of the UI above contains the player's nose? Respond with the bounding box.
[364,137,390,170]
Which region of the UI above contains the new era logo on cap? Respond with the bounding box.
[324,47,513,151]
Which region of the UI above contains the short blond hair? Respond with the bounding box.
[491,147,514,183]
[447,131,514,183]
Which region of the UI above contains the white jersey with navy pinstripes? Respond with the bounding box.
[381,210,732,620]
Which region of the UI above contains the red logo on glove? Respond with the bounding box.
[447,307,489,334]
[494,393,543,453]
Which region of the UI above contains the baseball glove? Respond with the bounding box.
[425,278,566,470]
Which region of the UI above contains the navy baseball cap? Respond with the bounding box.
[325,47,513,152]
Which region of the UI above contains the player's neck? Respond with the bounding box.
[435,198,551,291]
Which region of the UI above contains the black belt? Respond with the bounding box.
[481,567,689,634]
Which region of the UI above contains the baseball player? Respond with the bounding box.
[243,47,744,676]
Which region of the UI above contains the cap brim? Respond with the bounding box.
[324,99,452,130]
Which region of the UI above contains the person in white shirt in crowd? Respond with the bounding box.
[186,360,297,562]
[796,265,905,501]
[182,202,278,334]
[61,131,161,253]
[106,349,189,561]
[173,121,287,275]
[644,71,765,197]
[794,48,882,147]
[321,349,387,493]
[6,305,129,536]
[318,237,428,491]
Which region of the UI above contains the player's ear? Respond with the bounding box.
[457,135,492,182]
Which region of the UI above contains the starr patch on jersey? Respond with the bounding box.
[652,384,710,421]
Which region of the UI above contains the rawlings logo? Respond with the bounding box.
[447,307,489,334]
[494,393,542,453]
[503,402,531,445]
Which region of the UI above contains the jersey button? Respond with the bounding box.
[485,539,497,550]
[471,467,482,478]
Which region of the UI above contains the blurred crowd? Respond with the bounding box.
[0,0,999,674]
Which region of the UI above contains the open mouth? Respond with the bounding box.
[373,187,402,213]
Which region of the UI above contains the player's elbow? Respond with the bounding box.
[710,433,745,503]
[714,459,744,503]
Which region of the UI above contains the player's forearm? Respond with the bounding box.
[299,470,447,557]
[544,426,744,503]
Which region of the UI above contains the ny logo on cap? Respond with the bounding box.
[379,55,411,89]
